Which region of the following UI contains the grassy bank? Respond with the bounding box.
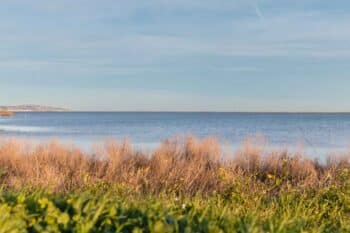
[0,137,349,232]
[1,183,349,233]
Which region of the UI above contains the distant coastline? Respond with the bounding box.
[0,105,69,112]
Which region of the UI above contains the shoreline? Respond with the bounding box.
[0,135,346,160]
[0,136,348,191]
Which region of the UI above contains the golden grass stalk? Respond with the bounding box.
[0,137,348,194]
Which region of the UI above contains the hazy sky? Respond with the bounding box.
[1,0,350,111]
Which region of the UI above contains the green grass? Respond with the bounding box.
[0,178,349,233]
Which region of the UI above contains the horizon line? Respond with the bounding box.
[12,110,350,114]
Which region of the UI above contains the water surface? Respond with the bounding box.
[1,112,350,157]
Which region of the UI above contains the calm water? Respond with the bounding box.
[1,112,350,157]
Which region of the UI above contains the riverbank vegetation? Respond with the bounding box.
[0,137,349,232]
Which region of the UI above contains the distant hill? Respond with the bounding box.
[0,105,69,112]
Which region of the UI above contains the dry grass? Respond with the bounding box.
[0,137,348,195]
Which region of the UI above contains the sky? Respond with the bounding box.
[0,0,350,111]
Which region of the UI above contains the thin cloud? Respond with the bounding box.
[251,0,264,20]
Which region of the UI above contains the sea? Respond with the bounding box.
[1,112,350,158]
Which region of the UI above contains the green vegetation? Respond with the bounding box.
[0,137,349,232]
[0,179,349,233]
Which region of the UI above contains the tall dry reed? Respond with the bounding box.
[0,137,348,195]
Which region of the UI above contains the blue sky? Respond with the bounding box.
[1,0,350,111]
